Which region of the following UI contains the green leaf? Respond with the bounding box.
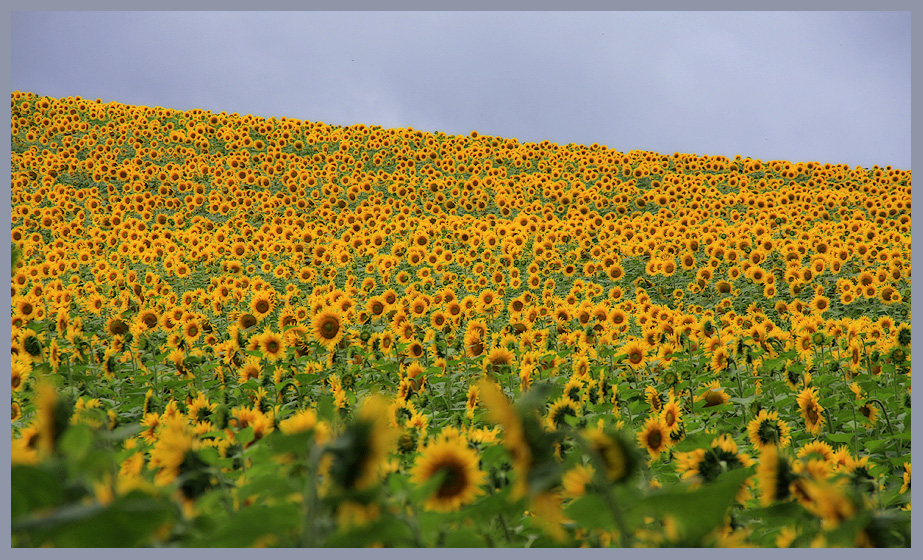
[265,430,315,457]
[58,424,94,461]
[317,394,336,422]
[564,493,617,530]
[443,527,487,547]
[410,468,447,504]
[12,494,174,547]
[236,426,255,446]
[323,514,414,547]
[627,466,754,545]
[195,503,301,547]
[11,466,66,521]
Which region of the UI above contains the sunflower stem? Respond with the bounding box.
[867,398,897,455]
[848,396,859,456]
[300,443,325,547]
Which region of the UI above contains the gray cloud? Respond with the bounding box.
[11,11,910,169]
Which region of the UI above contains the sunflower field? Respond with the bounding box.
[9,91,911,547]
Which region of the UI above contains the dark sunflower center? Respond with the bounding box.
[435,462,468,499]
[806,406,819,424]
[491,354,510,365]
[109,319,128,336]
[266,340,280,353]
[24,336,42,357]
[321,319,339,338]
[757,421,781,445]
[241,314,257,329]
[647,430,663,449]
[255,300,270,314]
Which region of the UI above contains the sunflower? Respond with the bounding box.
[182,317,202,345]
[675,434,753,485]
[644,386,662,413]
[326,395,396,492]
[659,395,682,432]
[237,313,260,331]
[465,385,479,420]
[186,394,217,425]
[478,379,534,498]
[561,463,595,499]
[855,400,878,426]
[148,416,212,499]
[637,416,670,459]
[14,294,39,321]
[582,426,636,484]
[709,346,730,375]
[484,346,514,375]
[230,405,275,445]
[747,409,792,451]
[367,296,387,319]
[797,440,834,463]
[464,330,485,358]
[250,290,275,320]
[757,445,799,506]
[697,380,730,408]
[545,396,580,430]
[278,408,319,435]
[11,358,30,393]
[312,308,345,351]
[410,436,486,512]
[35,382,73,456]
[237,356,262,384]
[387,398,417,429]
[409,296,429,318]
[796,387,825,435]
[810,294,830,315]
[620,338,650,370]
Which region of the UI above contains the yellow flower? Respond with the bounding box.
[796,387,825,435]
[747,409,792,451]
[637,415,670,459]
[410,436,486,512]
[561,463,595,499]
[257,327,286,361]
[312,307,345,351]
[11,358,30,393]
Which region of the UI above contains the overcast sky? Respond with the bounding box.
[10,11,911,169]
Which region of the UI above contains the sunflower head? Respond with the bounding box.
[747,409,792,451]
[582,425,637,484]
[757,445,799,506]
[326,395,396,492]
[410,436,486,512]
[313,308,345,351]
[638,415,671,459]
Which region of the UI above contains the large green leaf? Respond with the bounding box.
[626,466,754,545]
[11,466,66,521]
[193,502,302,547]
[564,493,617,530]
[12,493,174,547]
